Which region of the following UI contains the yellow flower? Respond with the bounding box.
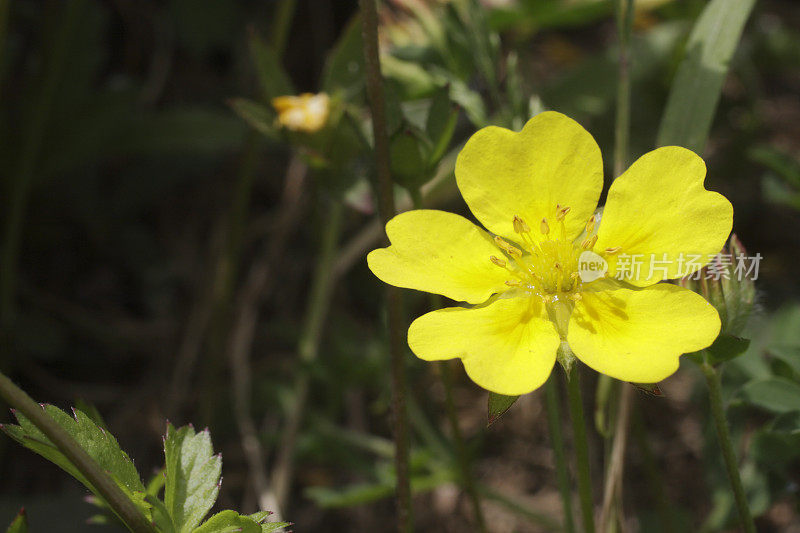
[272,93,330,133]
[367,112,733,395]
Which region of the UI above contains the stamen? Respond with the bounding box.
[513,215,530,234]
[581,235,598,250]
[505,279,521,286]
[494,236,522,258]
[604,246,621,255]
[570,293,582,302]
[490,255,506,268]
[540,218,550,235]
[585,215,596,234]
[556,205,571,221]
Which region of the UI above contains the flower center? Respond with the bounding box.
[489,206,599,303]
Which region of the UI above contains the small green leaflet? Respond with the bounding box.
[488,392,519,426]
[192,510,290,533]
[0,405,150,520]
[5,509,27,533]
[164,423,222,533]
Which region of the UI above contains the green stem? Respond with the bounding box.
[701,363,756,533]
[271,199,344,510]
[545,377,576,533]
[566,365,595,533]
[360,0,412,529]
[0,372,155,533]
[439,360,487,532]
[270,0,297,58]
[613,0,633,178]
[1,0,86,355]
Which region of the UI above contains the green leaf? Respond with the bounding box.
[164,424,222,533]
[705,334,751,365]
[228,98,278,139]
[389,128,429,191]
[321,16,364,96]
[192,511,262,533]
[488,392,519,426]
[248,29,294,101]
[248,512,291,533]
[656,0,756,152]
[145,494,176,533]
[5,509,28,533]
[425,87,459,165]
[1,406,149,519]
[738,377,800,414]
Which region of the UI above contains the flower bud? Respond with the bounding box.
[679,234,756,336]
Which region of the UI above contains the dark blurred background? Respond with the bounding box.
[1,0,799,531]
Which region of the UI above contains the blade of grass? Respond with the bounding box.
[656,0,756,152]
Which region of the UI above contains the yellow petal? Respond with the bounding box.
[567,283,720,383]
[367,210,512,304]
[455,111,603,241]
[408,297,560,395]
[595,146,733,286]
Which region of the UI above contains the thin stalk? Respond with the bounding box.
[545,377,576,533]
[359,0,412,529]
[0,0,86,356]
[409,189,485,531]
[270,0,297,58]
[701,362,756,533]
[613,0,633,178]
[599,4,634,528]
[566,365,595,533]
[440,359,487,531]
[270,199,344,510]
[0,372,155,533]
[631,406,675,533]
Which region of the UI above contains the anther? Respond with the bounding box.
[585,215,596,234]
[570,293,582,302]
[540,218,550,235]
[505,279,521,287]
[556,205,571,221]
[494,236,522,258]
[490,255,506,268]
[604,246,621,254]
[581,235,598,249]
[513,215,530,234]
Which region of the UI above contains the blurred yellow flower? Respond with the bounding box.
[368,112,733,395]
[272,93,330,133]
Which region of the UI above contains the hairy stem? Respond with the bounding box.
[359,0,412,529]
[702,362,756,533]
[545,377,576,533]
[566,366,595,533]
[0,372,155,533]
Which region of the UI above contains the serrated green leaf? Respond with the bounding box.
[228,98,278,140]
[488,392,519,426]
[321,16,364,97]
[248,29,294,101]
[5,509,28,533]
[738,377,800,414]
[192,511,261,533]
[1,406,149,521]
[656,0,756,152]
[164,424,222,533]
